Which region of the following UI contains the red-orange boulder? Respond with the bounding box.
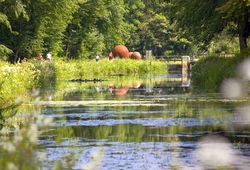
[130,51,142,60]
[112,45,130,59]
[129,52,134,58]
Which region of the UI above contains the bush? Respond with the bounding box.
[0,62,37,108]
[192,51,250,92]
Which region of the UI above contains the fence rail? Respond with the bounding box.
[155,53,236,61]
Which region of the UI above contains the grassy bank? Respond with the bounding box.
[192,51,250,92]
[55,58,166,80]
[0,58,167,108]
[0,62,37,109]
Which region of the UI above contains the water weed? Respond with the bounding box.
[0,105,52,170]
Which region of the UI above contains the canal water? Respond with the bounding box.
[38,72,250,169]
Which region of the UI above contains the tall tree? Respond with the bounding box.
[125,0,193,56]
[0,0,29,60]
[173,0,250,51]
[63,0,129,59]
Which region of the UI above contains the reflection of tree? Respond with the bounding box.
[0,105,42,133]
[52,75,164,100]
[45,100,239,144]
[0,105,19,131]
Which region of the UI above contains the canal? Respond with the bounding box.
[38,70,250,169]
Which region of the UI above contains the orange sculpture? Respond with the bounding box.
[130,51,142,60]
[129,52,134,58]
[112,45,130,58]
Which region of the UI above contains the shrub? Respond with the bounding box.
[192,51,250,92]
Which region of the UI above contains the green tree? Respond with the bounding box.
[173,0,250,51]
[63,0,129,59]
[0,0,28,60]
[0,0,84,60]
[125,0,193,56]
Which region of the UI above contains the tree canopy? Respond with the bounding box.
[173,0,250,52]
[0,0,249,60]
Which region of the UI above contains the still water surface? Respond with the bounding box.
[39,73,250,169]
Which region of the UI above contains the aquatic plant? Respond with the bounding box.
[0,105,52,170]
[0,62,37,109]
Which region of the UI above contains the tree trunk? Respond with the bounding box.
[239,32,248,51]
[238,7,249,52]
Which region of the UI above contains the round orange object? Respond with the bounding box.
[130,51,142,60]
[129,52,134,58]
[112,45,130,59]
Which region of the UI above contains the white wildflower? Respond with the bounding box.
[27,123,38,144]
[3,142,16,153]
[237,57,250,80]
[43,117,53,126]
[15,97,22,105]
[82,148,105,170]
[7,163,18,170]
[220,78,243,99]
[31,88,40,97]
[195,135,236,169]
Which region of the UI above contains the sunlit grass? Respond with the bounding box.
[192,50,250,92]
[55,58,167,80]
[0,58,167,108]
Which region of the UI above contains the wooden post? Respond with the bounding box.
[145,50,152,60]
[181,56,190,86]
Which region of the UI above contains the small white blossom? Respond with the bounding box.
[220,78,243,99]
[27,123,38,144]
[7,163,18,170]
[196,135,236,169]
[81,148,105,170]
[237,57,250,80]
[3,142,16,153]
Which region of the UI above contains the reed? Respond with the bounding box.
[55,58,167,80]
[0,58,167,108]
[192,51,249,92]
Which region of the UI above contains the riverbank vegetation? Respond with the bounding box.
[55,58,166,80]
[192,50,250,92]
[0,59,166,108]
[0,0,249,92]
[1,0,250,168]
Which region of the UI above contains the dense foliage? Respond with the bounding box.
[192,51,250,92]
[1,0,248,61]
[0,59,166,108]
[173,0,250,52]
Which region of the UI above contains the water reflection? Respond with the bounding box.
[2,72,250,169]
[109,86,129,96]
[35,73,250,169]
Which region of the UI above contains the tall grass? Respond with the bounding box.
[0,103,52,170]
[0,58,166,107]
[192,51,250,92]
[55,58,167,80]
[0,58,167,169]
[0,62,36,109]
